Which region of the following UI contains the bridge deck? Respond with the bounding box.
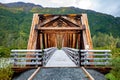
[45,50,76,67]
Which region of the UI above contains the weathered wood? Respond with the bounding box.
[72,34,76,48]
[36,31,40,49]
[27,14,39,49]
[44,33,47,48]
[27,14,93,50]
[81,14,94,64]
[40,31,80,34]
[42,33,45,49]
[78,33,81,49]
[81,14,93,50]
[39,33,42,49]
[37,27,84,30]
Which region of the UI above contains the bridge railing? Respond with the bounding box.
[80,50,112,66]
[11,47,57,67]
[62,47,112,66]
[11,50,43,67]
[43,47,57,66]
[62,47,80,66]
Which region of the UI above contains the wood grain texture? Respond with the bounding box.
[27,14,93,50]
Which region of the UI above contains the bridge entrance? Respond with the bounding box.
[10,14,111,69]
[37,30,82,49]
[27,14,93,50]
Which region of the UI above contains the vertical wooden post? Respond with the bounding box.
[63,34,67,47]
[27,13,39,49]
[80,31,84,49]
[78,33,81,49]
[72,33,75,48]
[67,33,70,47]
[44,33,47,48]
[39,32,42,49]
[81,14,93,49]
[36,31,40,49]
[42,32,45,49]
[81,14,93,65]
[75,33,78,49]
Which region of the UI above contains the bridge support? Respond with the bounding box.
[27,14,93,50]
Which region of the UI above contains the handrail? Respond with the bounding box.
[43,47,57,66]
[80,50,111,52]
[80,49,112,66]
[62,47,80,66]
[10,47,57,67]
[62,47,112,66]
[11,50,42,52]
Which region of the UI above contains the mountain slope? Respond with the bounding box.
[0,2,120,49]
[5,2,42,8]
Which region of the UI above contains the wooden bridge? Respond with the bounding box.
[10,14,111,80]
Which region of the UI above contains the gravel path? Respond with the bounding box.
[33,67,89,80]
[13,69,36,80]
[12,68,106,80]
[86,69,106,80]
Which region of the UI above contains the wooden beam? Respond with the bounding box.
[75,34,78,49]
[27,14,39,49]
[60,17,80,27]
[72,33,76,48]
[39,16,59,27]
[36,32,40,49]
[44,33,47,48]
[81,14,93,49]
[42,33,45,49]
[78,33,81,49]
[39,33,42,49]
[37,27,84,30]
[40,30,80,34]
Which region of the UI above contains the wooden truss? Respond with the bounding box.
[27,14,93,50]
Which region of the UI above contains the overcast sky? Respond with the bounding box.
[0,0,120,17]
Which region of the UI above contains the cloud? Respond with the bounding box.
[90,0,120,17]
[0,0,120,17]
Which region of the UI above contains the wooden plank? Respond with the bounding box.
[81,14,93,49]
[37,27,84,30]
[27,14,39,50]
[67,33,70,47]
[81,14,93,63]
[41,31,80,34]
[72,34,76,48]
[47,34,51,48]
[80,31,84,49]
[39,33,42,49]
[42,33,45,49]
[70,33,73,48]
[44,33,47,48]
[36,32,40,49]
[63,34,67,47]
[28,67,41,80]
[77,33,81,49]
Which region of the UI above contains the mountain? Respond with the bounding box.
[5,2,42,12]
[0,2,120,49]
[5,2,42,8]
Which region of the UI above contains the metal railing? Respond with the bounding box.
[62,47,80,66]
[11,47,57,67]
[62,47,112,66]
[80,50,111,66]
[43,47,57,66]
[11,50,43,67]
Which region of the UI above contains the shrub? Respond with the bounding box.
[0,58,13,80]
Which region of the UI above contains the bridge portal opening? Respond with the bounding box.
[37,31,84,49]
[27,14,93,50]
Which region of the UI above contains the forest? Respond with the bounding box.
[0,2,120,80]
